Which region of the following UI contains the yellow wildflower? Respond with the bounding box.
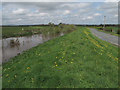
[56,65,58,67]
[71,62,73,64]
[114,57,119,61]
[65,60,67,63]
[27,67,30,69]
[115,57,119,60]
[6,74,9,77]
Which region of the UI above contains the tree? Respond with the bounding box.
[48,22,54,27]
[58,23,64,28]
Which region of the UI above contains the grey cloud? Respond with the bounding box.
[2,2,118,25]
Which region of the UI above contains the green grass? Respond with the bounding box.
[0,66,2,89]
[2,26,42,38]
[2,27,118,88]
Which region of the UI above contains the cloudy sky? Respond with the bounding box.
[1,0,119,25]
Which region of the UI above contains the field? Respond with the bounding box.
[93,26,120,36]
[2,24,75,38]
[2,27,118,88]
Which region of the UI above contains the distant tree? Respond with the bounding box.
[58,23,62,25]
[48,22,54,27]
[58,23,64,28]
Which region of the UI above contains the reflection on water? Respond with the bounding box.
[2,32,64,63]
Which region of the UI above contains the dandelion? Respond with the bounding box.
[65,60,67,63]
[71,62,73,64]
[6,74,9,77]
[27,71,29,73]
[56,57,58,59]
[59,59,62,61]
[114,57,119,61]
[14,75,17,78]
[27,67,30,69]
[56,65,58,67]
[115,57,119,60]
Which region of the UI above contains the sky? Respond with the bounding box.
[1,0,119,25]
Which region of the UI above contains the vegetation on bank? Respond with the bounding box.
[93,26,120,37]
[2,23,76,38]
[2,27,118,88]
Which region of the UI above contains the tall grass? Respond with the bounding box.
[2,24,76,38]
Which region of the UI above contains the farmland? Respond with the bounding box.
[2,26,118,88]
[2,24,75,38]
[2,26,44,38]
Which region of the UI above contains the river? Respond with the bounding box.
[2,32,64,63]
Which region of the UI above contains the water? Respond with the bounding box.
[2,32,64,63]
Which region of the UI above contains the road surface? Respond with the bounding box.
[89,28,119,46]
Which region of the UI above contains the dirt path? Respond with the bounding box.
[89,28,119,46]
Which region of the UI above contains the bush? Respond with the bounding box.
[117,29,120,34]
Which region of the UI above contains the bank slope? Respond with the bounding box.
[2,27,118,88]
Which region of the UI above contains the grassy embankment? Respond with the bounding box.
[2,24,75,38]
[2,27,118,88]
[93,26,120,37]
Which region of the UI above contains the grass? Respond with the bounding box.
[2,27,118,88]
[93,26,120,37]
[0,66,2,89]
[2,25,75,38]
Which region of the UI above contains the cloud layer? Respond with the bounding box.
[2,0,120,2]
[2,2,118,25]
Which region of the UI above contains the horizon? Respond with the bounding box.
[1,23,119,26]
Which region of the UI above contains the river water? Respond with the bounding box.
[2,32,64,63]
